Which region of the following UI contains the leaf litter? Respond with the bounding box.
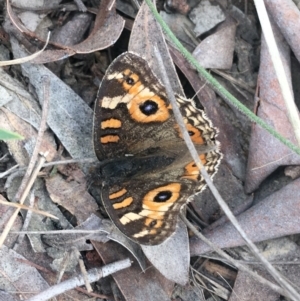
[1,0,300,300]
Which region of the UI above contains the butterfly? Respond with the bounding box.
[93,52,221,245]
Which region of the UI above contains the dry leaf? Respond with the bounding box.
[245,21,300,193]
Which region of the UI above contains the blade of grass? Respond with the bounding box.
[0,128,24,140]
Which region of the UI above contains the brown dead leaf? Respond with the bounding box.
[229,270,279,301]
[265,0,300,64]
[193,164,249,224]
[10,40,95,159]
[7,0,125,64]
[71,0,125,54]
[245,20,300,193]
[190,177,300,256]
[193,17,237,69]
[160,11,196,52]
[0,245,50,300]
[142,219,189,285]
[227,238,300,299]
[46,173,97,224]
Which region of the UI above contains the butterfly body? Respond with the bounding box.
[93,52,221,245]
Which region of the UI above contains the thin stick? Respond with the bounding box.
[1,158,95,179]
[13,191,34,251]
[0,164,19,179]
[0,196,57,219]
[75,248,93,292]
[211,69,256,94]
[27,259,131,301]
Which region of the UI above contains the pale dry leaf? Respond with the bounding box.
[245,23,300,193]
[189,0,226,37]
[46,173,97,224]
[10,38,95,160]
[190,177,300,256]
[0,245,50,299]
[6,177,74,253]
[142,219,189,285]
[193,18,237,69]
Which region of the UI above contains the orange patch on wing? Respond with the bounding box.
[129,95,171,123]
[100,135,120,144]
[149,229,157,235]
[144,218,163,228]
[113,197,133,209]
[142,183,181,211]
[175,123,204,144]
[120,69,140,91]
[182,154,207,180]
[101,118,122,129]
[109,188,127,200]
[127,80,143,96]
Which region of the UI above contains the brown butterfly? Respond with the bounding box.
[93,52,221,245]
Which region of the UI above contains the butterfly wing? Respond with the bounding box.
[93,52,178,160]
[93,52,222,244]
[101,157,196,245]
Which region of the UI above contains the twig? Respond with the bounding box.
[55,247,93,293]
[1,158,95,179]
[73,0,87,12]
[211,69,256,94]
[27,259,131,301]
[13,190,34,251]
[0,195,57,219]
[75,248,93,292]
[0,164,19,179]
[0,153,8,161]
